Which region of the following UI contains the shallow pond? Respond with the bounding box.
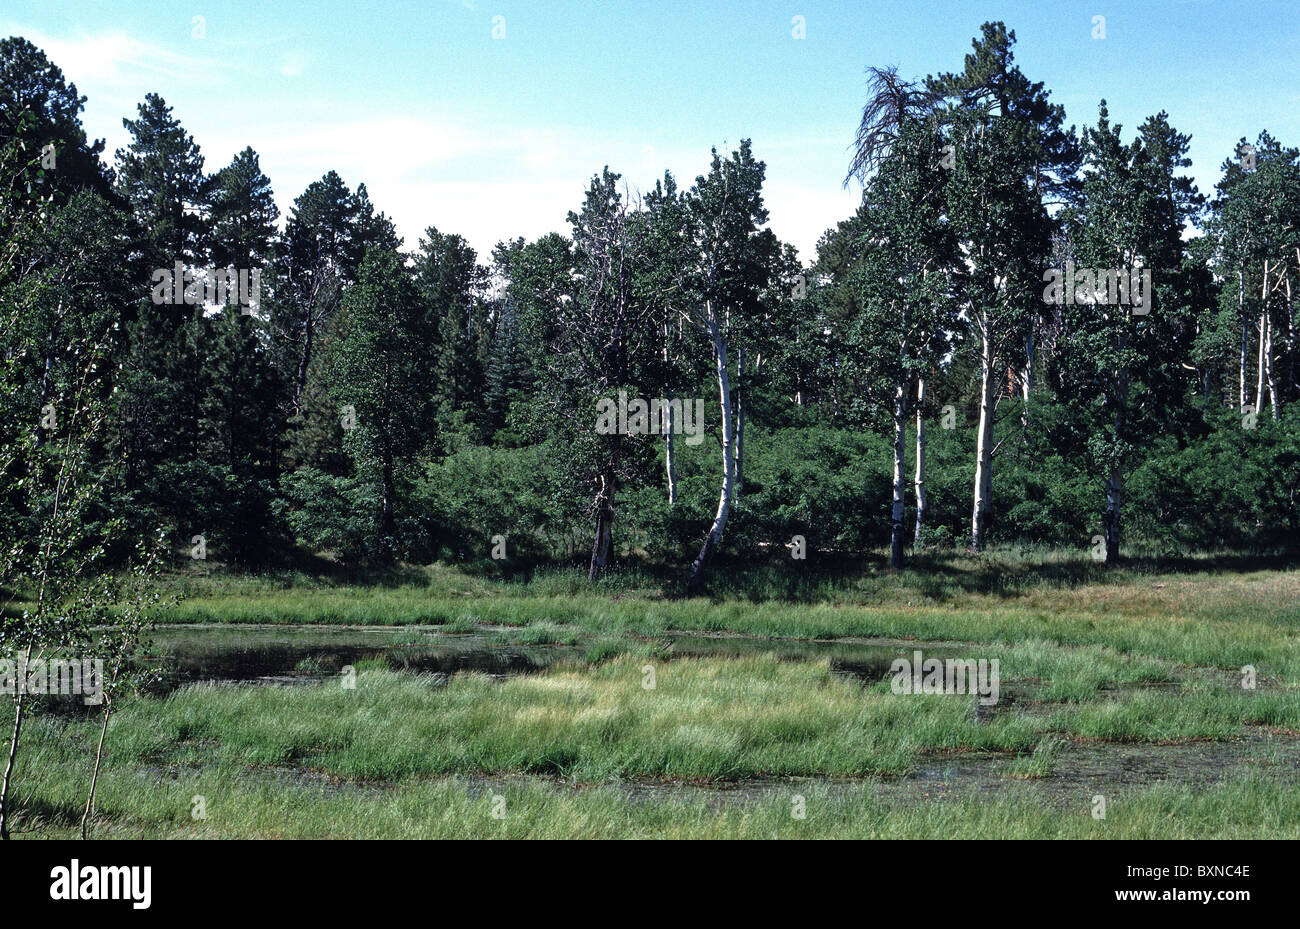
[138,623,968,691]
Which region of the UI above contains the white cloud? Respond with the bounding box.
[8,25,228,88]
[199,110,856,262]
[762,182,862,261]
[278,52,306,78]
[6,23,854,263]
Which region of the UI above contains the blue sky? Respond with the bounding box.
[5,0,1299,261]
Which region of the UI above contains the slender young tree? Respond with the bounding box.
[640,172,708,506]
[676,141,778,594]
[0,196,125,837]
[846,118,958,568]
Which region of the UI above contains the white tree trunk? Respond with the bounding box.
[664,322,677,505]
[734,344,745,497]
[687,305,735,594]
[890,379,907,569]
[1021,328,1034,428]
[1104,365,1129,564]
[1266,312,1278,419]
[1287,260,1296,410]
[664,399,677,506]
[971,326,995,552]
[1238,268,1248,412]
[1256,260,1270,415]
[914,375,928,548]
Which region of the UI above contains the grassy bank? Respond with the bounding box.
[22,769,1300,840]
[8,649,1298,838]
[5,555,1299,838]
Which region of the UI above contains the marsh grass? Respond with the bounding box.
[7,553,1298,838]
[1006,737,1063,779]
[12,752,1300,839]
[490,621,582,647]
[24,655,1295,788]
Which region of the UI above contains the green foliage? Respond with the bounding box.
[1,24,1299,585]
[329,247,428,554]
[152,461,284,565]
[411,443,558,563]
[276,467,377,561]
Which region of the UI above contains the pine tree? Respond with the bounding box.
[209,146,278,272]
[278,172,401,418]
[926,22,1081,551]
[329,247,426,555]
[115,94,210,279]
[0,37,115,205]
[413,226,490,436]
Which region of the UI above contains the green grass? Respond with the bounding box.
[146,560,1300,682]
[1006,737,1063,779]
[6,554,1300,838]
[19,652,1300,782]
[17,761,1300,839]
[489,621,582,647]
[103,659,1030,780]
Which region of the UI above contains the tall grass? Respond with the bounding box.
[18,755,1300,839]
[45,656,1296,784]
